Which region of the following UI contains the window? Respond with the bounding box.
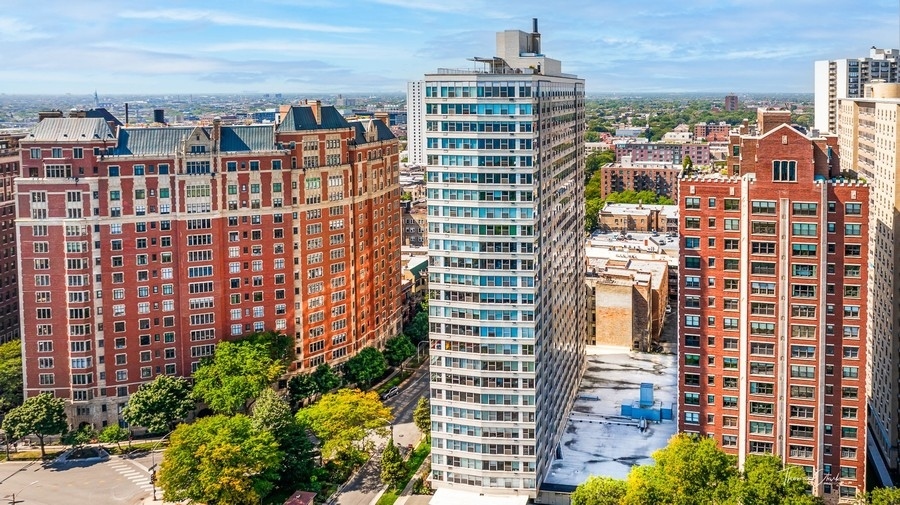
[752,242,776,254]
[685,217,700,229]
[792,202,817,216]
[724,219,739,231]
[685,197,700,209]
[845,202,861,215]
[792,223,817,236]
[749,382,773,395]
[845,224,861,236]
[751,201,776,214]
[773,160,797,181]
[751,221,776,234]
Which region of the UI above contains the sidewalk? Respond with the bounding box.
[391,447,431,505]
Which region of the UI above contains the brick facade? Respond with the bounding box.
[0,135,20,344]
[679,114,867,502]
[16,103,403,428]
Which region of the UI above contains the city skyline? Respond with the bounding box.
[2,0,899,95]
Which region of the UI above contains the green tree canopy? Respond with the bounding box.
[311,363,342,394]
[237,330,294,365]
[1,392,67,457]
[252,388,316,490]
[604,189,674,205]
[297,389,392,461]
[62,425,95,449]
[98,424,129,451]
[122,375,195,433]
[380,440,406,489]
[413,397,430,441]
[573,435,821,505]
[287,373,317,411]
[0,340,23,418]
[572,476,627,505]
[343,347,387,388]
[383,335,416,366]
[192,341,286,415]
[623,434,737,505]
[866,487,900,505]
[734,454,821,505]
[404,311,429,344]
[158,414,282,505]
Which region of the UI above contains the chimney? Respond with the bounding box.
[531,18,541,54]
[375,112,390,126]
[277,104,292,126]
[125,103,130,126]
[68,109,86,118]
[37,110,64,122]
[309,100,322,124]
[153,109,165,124]
[212,117,222,151]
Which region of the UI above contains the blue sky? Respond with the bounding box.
[2,0,899,94]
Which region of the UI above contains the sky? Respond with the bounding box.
[2,0,900,95]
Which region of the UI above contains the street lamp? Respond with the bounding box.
[148,430,175,501]
[4,480,38,505]
[416,341,428,361]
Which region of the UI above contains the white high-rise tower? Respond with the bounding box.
[425,20,586,500]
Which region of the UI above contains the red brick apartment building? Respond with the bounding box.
[678,109,868,503]
[601,164,681,200]
[0,134,21,344]
[615,143,711,166]
[693,122,733,142]
[16,102,403,427]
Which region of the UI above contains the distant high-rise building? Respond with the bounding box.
[814,47,900,133]
[406,81,425,166]
[16,103,403,426]
[839,82,900,478]
[724,93,739,111]
[426,20,586,499]
[679,108,868,501]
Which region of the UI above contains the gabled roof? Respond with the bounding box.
[26,118,115,143]
[85,108,123,127]
[277,105,350,132]
[113,127,193,156]
[349,118,396,145]
[220,125,276,152]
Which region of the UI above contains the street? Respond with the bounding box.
[330,364,430,505]
[0,451,162,505]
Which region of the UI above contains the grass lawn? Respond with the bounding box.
[5,449,63,461]
[375,370,412,395]
[374,441,431,505]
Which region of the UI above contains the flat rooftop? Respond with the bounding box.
[587,231,680,267]
[541,345,678,491]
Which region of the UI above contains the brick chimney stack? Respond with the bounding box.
[375,112,390,126]
[309,100,322,124]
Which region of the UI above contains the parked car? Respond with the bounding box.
[380,386,400,401]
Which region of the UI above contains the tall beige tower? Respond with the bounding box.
[838,82,900,482]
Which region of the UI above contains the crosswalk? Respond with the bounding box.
[108,458,155,495]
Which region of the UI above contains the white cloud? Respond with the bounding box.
[118,8,367,33]
[0,16,50,42]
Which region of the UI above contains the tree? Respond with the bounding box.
[0,340,23,418]
[344,347,387,389]
[252,389,316,489]
[682,155,694,174]
[867,487,900,505]
[238,330,294,365]
[297,389,392,461]
[413,397,430,441]
[380,440,406,489]
[251,389,293,436]
[192,341,286,415]
[311,363,341,394]
[572,476,627,505]
[404,311,429,344]
[735,454,821,505]
[287,373,317,410]
[1,393,67,458]
[622,434,737,505]
[122,375,195,433]
[62,425,95,449]
[158,414,282,505]
[98,425,129,451]
[383,335,415,366]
